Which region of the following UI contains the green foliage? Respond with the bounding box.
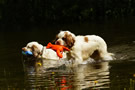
[0,0,135,28]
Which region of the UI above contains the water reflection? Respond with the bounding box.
[23,57,110,90]
[73,62,110,90]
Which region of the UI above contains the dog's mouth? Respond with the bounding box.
[22,49,32,56]
[22,51,33,56]
[22,47,33,56]
[55,41,61,45]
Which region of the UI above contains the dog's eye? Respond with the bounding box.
[62,37,66,40]
[27,46,31,48]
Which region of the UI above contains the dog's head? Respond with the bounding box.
[22,42,43,58]
[55,31,75,48]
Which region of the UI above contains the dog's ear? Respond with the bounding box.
[32,45,38,51]
[31,45,40,57]
[64,32,75,48]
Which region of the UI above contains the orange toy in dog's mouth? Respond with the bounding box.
[46,42,70,58]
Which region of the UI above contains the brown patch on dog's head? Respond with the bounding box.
[63,32,75,48]
[84,37,89,42]
[31,45,40,57]
[31,45,38,50]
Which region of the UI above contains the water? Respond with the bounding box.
[0,22,135,89]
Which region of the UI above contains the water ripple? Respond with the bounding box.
[23,58,110,90]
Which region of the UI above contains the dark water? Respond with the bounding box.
[0,22,135,90]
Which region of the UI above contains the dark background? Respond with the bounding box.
[0,0,135,44]
[0,0,135,30]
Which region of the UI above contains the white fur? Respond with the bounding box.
[22,41,67,60]
[56,31,114,64]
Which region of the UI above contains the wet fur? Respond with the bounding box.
[22,41,67,60]
[55,31,114,65]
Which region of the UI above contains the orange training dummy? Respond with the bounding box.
[46,42,70,58]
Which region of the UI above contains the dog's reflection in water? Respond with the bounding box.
[72,62,110,89]
[22,57,65,73]
[23,57,110,90]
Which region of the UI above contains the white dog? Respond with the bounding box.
[22,41,67,60]
[55,31,114,64]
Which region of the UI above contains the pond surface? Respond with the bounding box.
[0,23,135,90]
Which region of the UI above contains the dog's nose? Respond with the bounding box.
[22,47,26,51]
